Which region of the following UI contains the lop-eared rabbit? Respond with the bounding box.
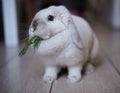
[29,6,99,83]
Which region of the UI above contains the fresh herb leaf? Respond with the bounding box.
[19,36,41,56]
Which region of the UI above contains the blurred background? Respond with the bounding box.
[0,0,120,46]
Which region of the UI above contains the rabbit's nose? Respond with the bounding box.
[32,19,38,31]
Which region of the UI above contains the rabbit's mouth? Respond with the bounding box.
[36,33,50,40]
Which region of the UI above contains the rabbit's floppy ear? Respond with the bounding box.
[58,6,83,49]
[68,19,83,49]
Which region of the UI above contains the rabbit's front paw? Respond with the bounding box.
[43,67,58,83]
[68,66,82,83]
[43,75,56,83]
[68,74,81,83]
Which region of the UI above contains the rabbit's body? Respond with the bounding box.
[29,6,99,83]
[37,15,97,67]
[38,28,83,67]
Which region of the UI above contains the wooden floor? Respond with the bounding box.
[0,22,120,93]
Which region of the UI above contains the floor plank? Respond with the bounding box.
[51,55,120,93]
[93,24,120,74]
[0,43,20,68]
[106,55,120,74]
[0,49,52,93]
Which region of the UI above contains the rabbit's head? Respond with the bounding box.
[29,5,83,48]
[29,6,69,39]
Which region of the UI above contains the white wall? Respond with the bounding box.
[2,0,18,47]
[112,0,120,29]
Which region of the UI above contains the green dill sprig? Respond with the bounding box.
[19,36,42,56]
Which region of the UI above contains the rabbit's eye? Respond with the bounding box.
[47,15,54,21]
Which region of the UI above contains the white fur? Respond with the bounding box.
[43,66,58,83]
[68,66,82,83]
[29,6,99,83]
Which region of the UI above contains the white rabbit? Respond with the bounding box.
[29,5,99,83]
